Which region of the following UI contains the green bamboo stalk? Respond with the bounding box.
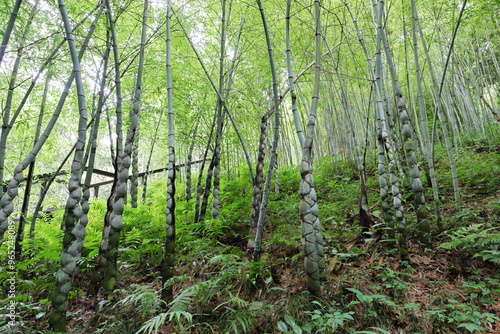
[377,0,431,249]
[185,117,200,202]
[0,4,101,246]
[0,6,98,203]
[28,69,51,239]
[247,59,318,254]
[10,0,39,258]
[211,0,227,220]
[0,0,23,67]
[286,0,304,148]
[415,3,461,210]
[345,0,408,259]
[100,0,149,292]
[94,0,124,291]
[162,0,175,302]
[299,0,325,295]
[410,0,441,225]
[252,0,281,263]
[142,112,164,203]
[49,0,90,329]
[173,7,255,212]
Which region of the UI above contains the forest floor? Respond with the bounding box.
[1,143,500,334]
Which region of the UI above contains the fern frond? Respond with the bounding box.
[208,253,240,265]
[439,224,500,264]
[135,311,169,334]
[167,281,204,314]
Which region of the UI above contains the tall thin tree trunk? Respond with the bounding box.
[49,0,90,329]
[410,0,441,224]
[300,0,325,296]
[286,0,304,149]
[94,0,136,293]
[377,0,431,248]
[162,0,175,302]
[211,0,227,220]
[10,1,39,258]
[345,0,408,259]
[252,0,281,263]
[0,4,101,246]
[247,59,317,254]
[415,3,461,210]
[131,126,140,207]
[0,0,23,68]
[142,113,163,203]
[185,117,200,202]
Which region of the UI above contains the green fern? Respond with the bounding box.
[115,284,164,318]
[135,310,193,334]
[135,277,201,334]
[439,223,500,264]
[136,255,266,333]
[215,292,255,334]
[167,280,205,314]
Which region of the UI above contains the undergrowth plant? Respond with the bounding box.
[276,299,392,334]
[135,253,276,334]
[439,223,500,264]
[426,301,499,333]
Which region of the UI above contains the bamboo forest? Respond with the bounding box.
[1,0,499,332]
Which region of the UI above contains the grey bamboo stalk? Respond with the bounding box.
[185,118,199,202]
[286,0,304,148]
[192,3,250,220]
[194,114,216,224]
[49,0,90,329]
[94,0,124,290]
[173,7,255,195]
[0,0,23,67]
[0,5,102,246]
[198,154,216,222]
[99,0,148,292]
[215,6,253,186]
[130,1,150,209]
[456,55,500,123]
[344,0,394,240]
[373,0,408,259]
[143,112,163,203]
[81,40,110,220]
[415,4,461,210]
[0,6,98,203]
[248,113,269,252]
[131,126,140,207]
[299,0,325,295]
[252,0,281,263]
[377,0,431,248]
[211,0,227,220]
[162,0,175,302]
[410,0,441,222]
[307,0,370,233]
[106,0,123,170]
[31,145,73,239]
[7,1,39,257]
[28,69,51,239]
[78,47,108,285]
[247,59,318,253]
[345,0,408,258]
[400,3,433,189]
